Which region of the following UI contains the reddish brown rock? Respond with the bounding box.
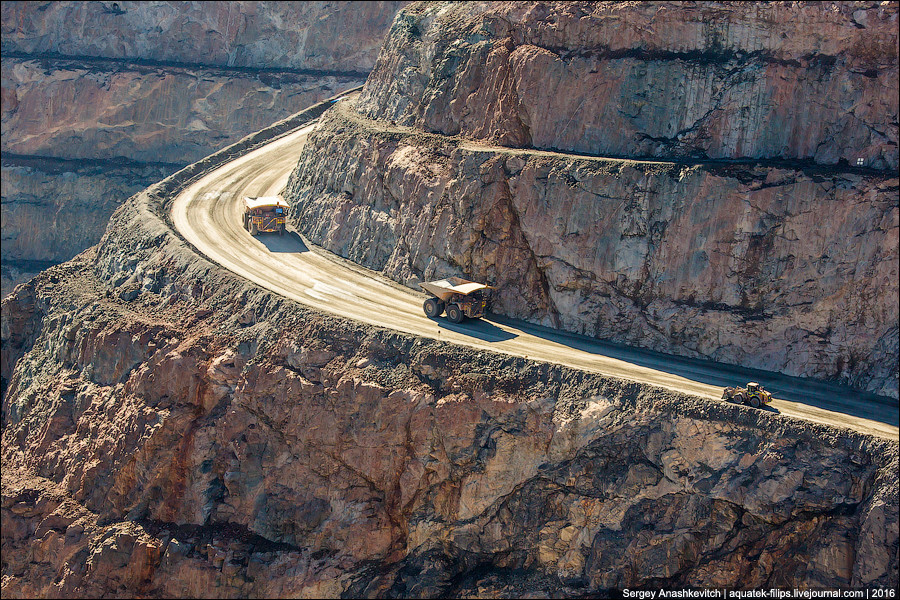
[284,1,899,399]
[1,57,363,164]
[1,1,405,72]
[1,4,897,597]
[358,1,898,169]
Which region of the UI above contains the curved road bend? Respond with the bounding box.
[171,124,899,440]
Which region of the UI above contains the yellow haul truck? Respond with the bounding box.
[243,196,288,235]
[420,277,491,323]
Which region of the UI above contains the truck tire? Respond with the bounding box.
[423,298,441,318]
[243,214,250,230]
[748,394,761,408]
[734,392,746,405]
[250,221,258,236]
[447,304,464,323]
[279,223,285,236]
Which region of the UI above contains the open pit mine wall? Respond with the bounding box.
[0,1,409,298]
[284,1,900,399]
[1,91,898,597]
[357,1,899,169]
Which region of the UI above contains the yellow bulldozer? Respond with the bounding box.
[722,382,773,408]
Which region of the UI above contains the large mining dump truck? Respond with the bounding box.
[243,196,288,235]
[420,277,491,323]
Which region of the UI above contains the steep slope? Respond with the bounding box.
[1,1,401,72]
[285,1,899,398]
[1,153,173,281]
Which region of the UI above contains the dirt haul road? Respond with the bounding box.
[171,123,899,440]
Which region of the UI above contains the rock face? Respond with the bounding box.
[285,1,899,399]
[2,57,364,165]
[1,1,409,298]
[1,0,402,72]
[2,108,898,595]
[1,155,173,299]
[358,1,899,169]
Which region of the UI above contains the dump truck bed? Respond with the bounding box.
[244,196,290,210]
[420,277,489,301]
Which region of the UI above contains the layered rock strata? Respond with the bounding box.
[358,1,899,169]
[1,57,363,165]
[285,1,899,399]
[0,52,365,297]
[2,119,898,596]
[1,3,897,597]
[1,1,403,73]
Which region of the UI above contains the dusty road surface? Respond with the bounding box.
[171,124,899,440]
